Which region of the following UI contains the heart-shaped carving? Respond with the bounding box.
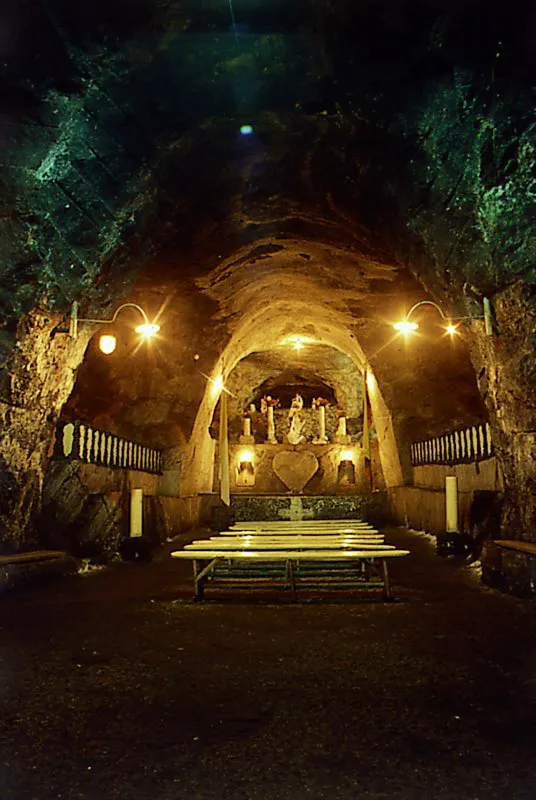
[272,450,319,493]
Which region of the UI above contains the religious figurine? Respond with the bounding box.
[260,397,268,414]
[288,393,304,419]
[287,412,306,445]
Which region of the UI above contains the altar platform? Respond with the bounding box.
[201,492,392,530]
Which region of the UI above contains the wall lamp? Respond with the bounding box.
[393,299,493,337]
[69,301,160,354]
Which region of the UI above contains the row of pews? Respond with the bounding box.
[170,519,409,601]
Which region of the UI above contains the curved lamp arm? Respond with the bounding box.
[404,300,450,321]
[394,298,492,336]
[69,301,158,338]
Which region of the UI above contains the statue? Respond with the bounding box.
[287,412,306,445]
[288,394,303,418]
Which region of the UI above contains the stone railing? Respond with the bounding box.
[55,420,163,474]
[411,422,493,467]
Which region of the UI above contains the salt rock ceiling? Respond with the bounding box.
[1,0,534,450]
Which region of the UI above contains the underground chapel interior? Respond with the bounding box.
[0,1,535,796]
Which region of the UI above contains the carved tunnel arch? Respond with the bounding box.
[182,295,404,495]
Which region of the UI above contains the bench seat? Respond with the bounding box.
[223,528,380,537]
[494,540,536,556]
[171,547,409,600]
[230,522,374,531]
[187,540,394,551]
[0,550,67,566]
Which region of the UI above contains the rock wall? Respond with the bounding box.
[39,459,198,559]
[469,282,536,542]
[0,310,91,552]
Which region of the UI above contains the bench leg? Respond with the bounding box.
[287,559,297,599]
[381,559,391,600]
[193,560,204,601]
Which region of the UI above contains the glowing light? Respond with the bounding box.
[393,320,419,334]
[211,375,224,398]
[445,323,458,336]
[135,322,160,338]
[340,449,355,463]
[240,125,254,135]
[366,371,375,392]
[238,449,254,463]
[99,334,117,355]
[283,334,314,350]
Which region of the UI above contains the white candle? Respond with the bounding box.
[446,476,458,532]
[319,406,326,439]
[267,406,276,442]
[244,418,251,437]
[338,416,346,436]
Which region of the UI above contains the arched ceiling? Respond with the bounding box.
[2,0,533,457]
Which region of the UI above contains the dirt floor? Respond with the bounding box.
[1,526,536,800]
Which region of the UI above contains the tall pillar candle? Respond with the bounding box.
[445,476,458,532]
[267,406,276,443]
[130,489,143,538]
[243,417,251,437]
[319,405,326,439]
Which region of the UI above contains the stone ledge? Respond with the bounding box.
[0,555,79,594]
[482,541,536,597]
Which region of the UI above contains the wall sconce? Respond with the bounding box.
[69,301,160,354]
[338,449,356,485]
[393,299,493,337]
[236,448,255,487]
[237,448,254,470]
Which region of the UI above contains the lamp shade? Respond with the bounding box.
[99,334,117,354]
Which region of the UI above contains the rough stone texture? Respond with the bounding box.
[0,309,92,550]
[220,441,384,496]
[231,492,392,526]
[272,450,319,493]
[413,458,502,492]
[469,283,536,542]
[39,458,196,560]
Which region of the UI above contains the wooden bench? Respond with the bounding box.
[224,527,380,537]
[0,550,67,566]
[230,521,376,531]
[189,538,394,551]
[494,540,536,556]
[171,544,409,601]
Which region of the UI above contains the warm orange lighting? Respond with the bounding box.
[211,375,224,398]
[393,319,419,334]
[282,335,315,350]
[99,334,117,354]
[238,448,254,463]
[445,323,458,336]
[340,449,355,463]
[135,322,160,338]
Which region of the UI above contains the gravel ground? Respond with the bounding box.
[1,526,535,800]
